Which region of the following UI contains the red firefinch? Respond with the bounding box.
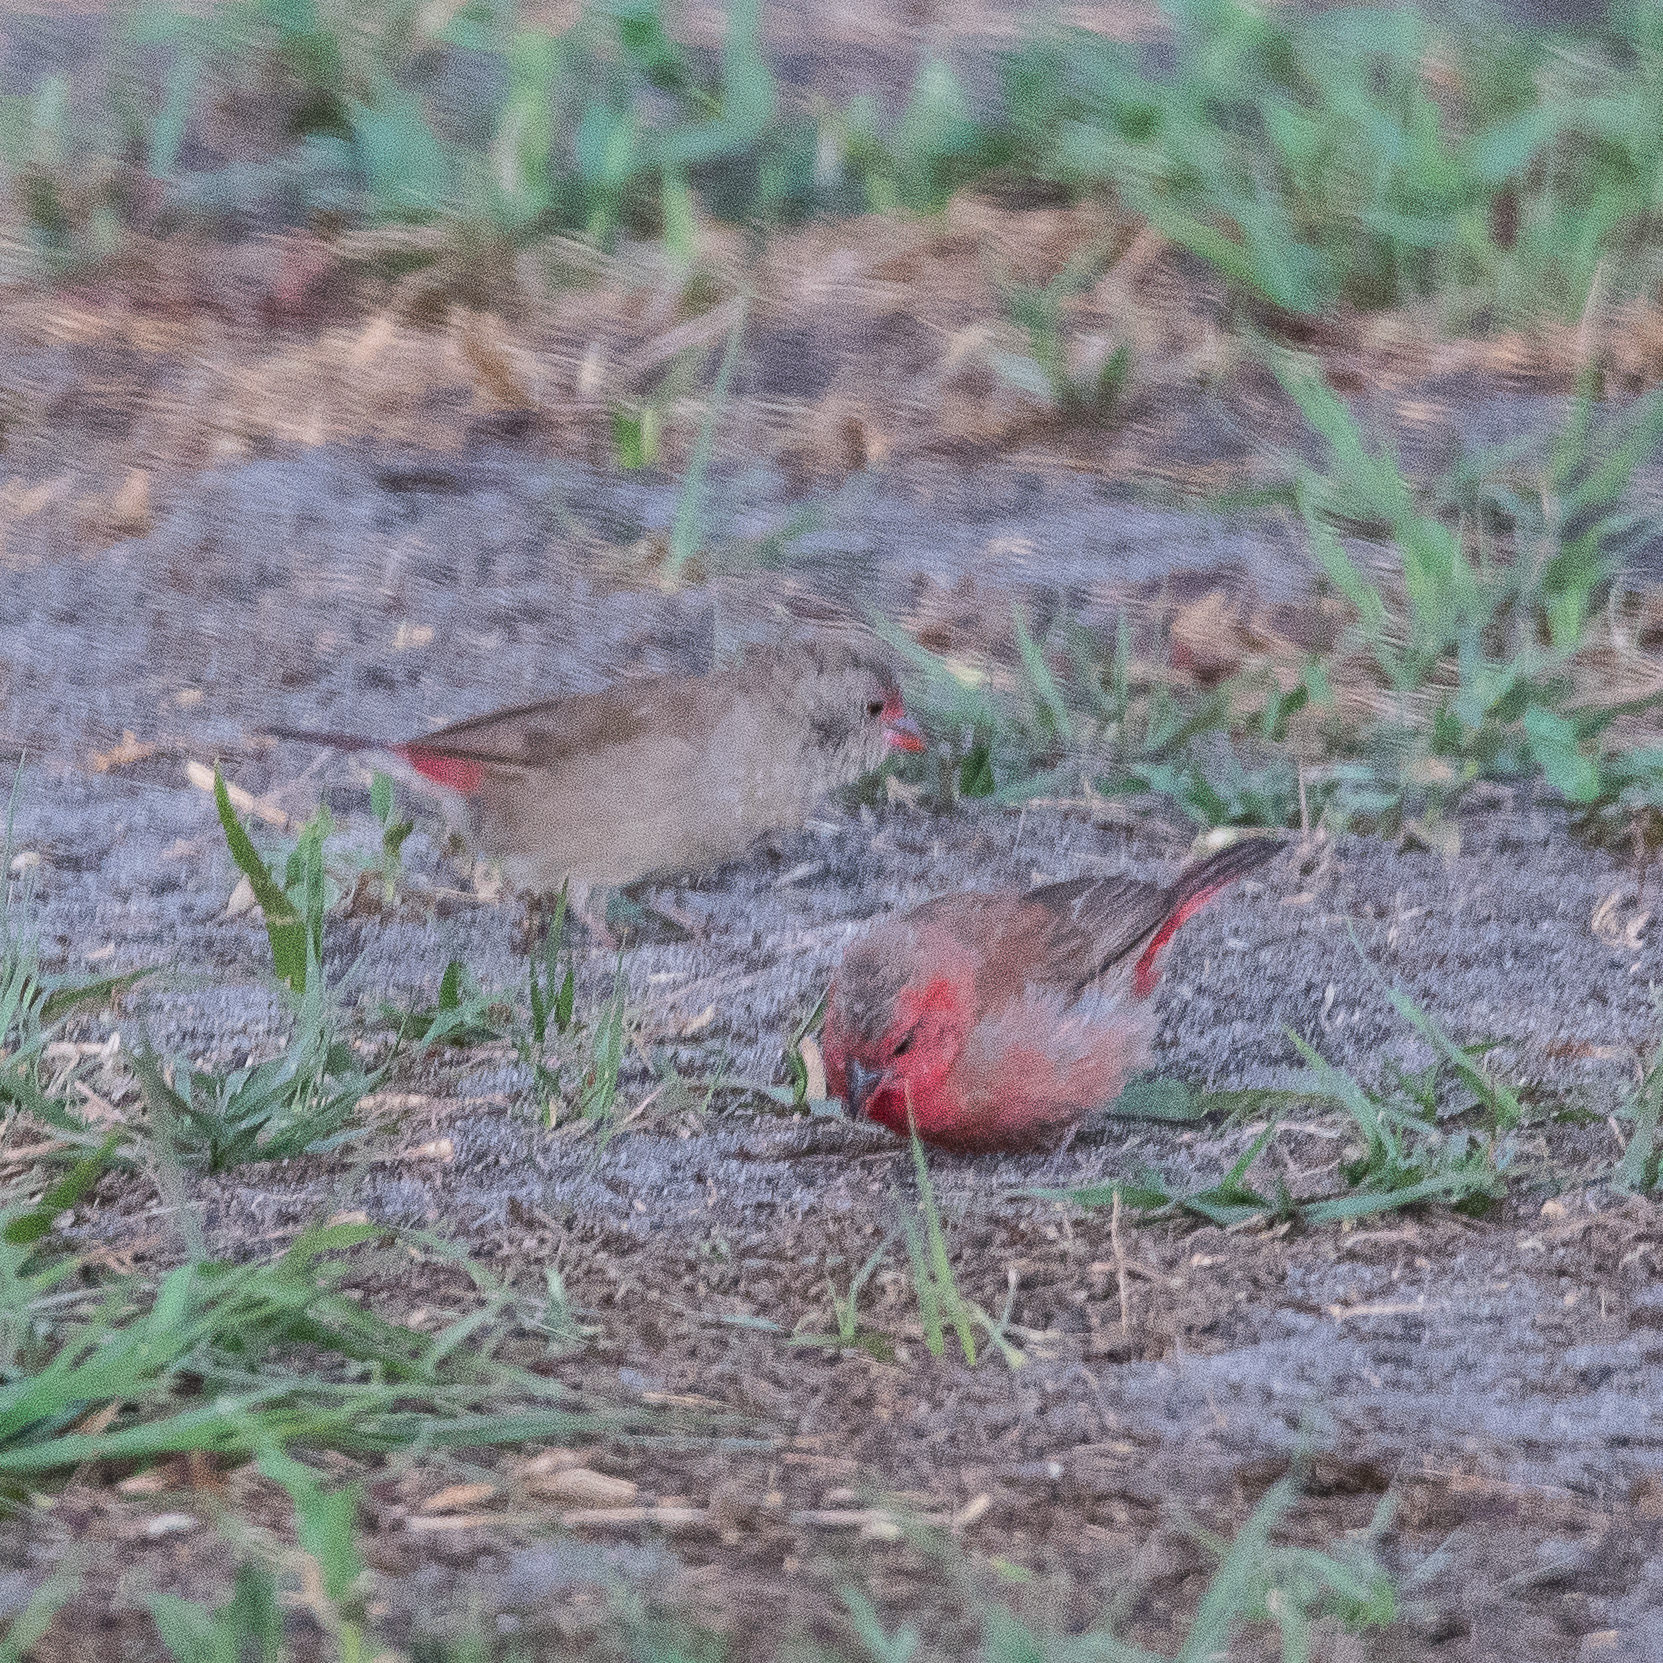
[821,837,1283,1152]
[267,641,923,903]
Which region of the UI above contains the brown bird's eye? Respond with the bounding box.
[866,699,885,718]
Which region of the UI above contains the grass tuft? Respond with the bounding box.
[902,1124,1024,1369]
[1039,956,1524,1229]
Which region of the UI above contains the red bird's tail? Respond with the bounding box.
[1132,837,1283,997]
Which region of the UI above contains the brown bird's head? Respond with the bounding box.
[822,921,975,1134]
[754,641,925,787]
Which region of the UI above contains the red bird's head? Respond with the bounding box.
[822,923,974,1139]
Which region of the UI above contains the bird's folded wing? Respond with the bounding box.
[1027,840,1282,996]
[405,680,674,767]
[1018,876,1178,997]
[908,877,1173,1007]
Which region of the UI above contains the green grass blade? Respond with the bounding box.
[1013,606,1074,745]
[664,297,748,581]
[146,1592,235,1663]
[1177,1479,1298,1662]
[213,770,306,993]
[1285,1031,1387,1154]
[910,1124,974,1363]
[900,1211,943,1359]
[0,1569,78,1663]
[1383,986,1526,1129]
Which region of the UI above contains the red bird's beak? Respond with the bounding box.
[881,696,925,754]
[843,1058,887,1119]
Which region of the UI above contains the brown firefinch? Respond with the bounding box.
[267,641,923,902]
[821,838,1283,1152]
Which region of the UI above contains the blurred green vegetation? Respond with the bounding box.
[884,357,1663,846]
[0,0,1658,328]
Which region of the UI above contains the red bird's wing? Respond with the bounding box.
[1008,875,1178,998]
[904,878,1167,1009]
[1023,838,1284,997]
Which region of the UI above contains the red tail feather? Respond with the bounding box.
[1132,839,1281,997]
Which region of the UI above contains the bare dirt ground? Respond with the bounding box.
[7,5,1663,1661]
[5,432,1663,1662]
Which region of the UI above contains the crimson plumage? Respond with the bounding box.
[821,839,1283,1152]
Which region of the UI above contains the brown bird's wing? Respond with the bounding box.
[398,647,804,768]
[400,678,679,768]
[1013,874,1181,997]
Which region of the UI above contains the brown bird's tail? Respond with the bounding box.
[263,725,383,752]
[265,727,487,794]
[1132,836,1284,997]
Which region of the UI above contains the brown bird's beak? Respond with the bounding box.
[881,697,926,754]
[843,1058,887,1119]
